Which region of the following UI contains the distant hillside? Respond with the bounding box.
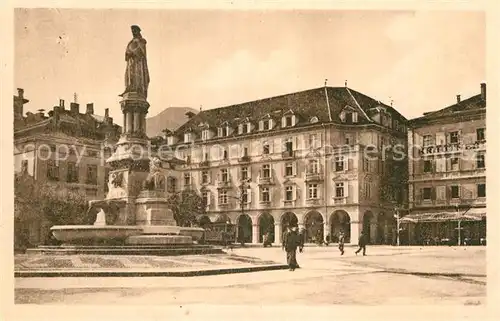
[146,107,197,138]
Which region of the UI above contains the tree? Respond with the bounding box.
[14,173,89,250]
[168,189,206,227]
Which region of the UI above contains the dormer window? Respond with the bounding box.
[283,115,294,128]
[202,129,210,141]
[184,132,192,143]
[340,110,358,124]
[218,125,230,137]
[259,117,273,131]
[238,122,251,134]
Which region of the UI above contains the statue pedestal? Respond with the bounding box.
[135,196,176,226]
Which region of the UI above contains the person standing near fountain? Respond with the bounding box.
[121,25,150,99]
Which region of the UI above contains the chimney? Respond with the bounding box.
[481,83,486,101]
[105,108,109,119]
[17,88,24,99]
[86,103,94,114]
[456,95,461,103]
[59,99,65,110]
[70,102,80,114]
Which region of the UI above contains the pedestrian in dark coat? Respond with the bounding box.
[338,230,345,255]
[355,230,368,256]
[282,226,301,271]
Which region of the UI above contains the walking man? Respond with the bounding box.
[338,230,345,255]
[282,226,301,271]
[355,230,368,256]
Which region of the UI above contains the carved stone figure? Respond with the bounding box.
[110,172,124,188]
[143,157,165,191]
[120,25,150,98]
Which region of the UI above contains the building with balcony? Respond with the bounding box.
[162,85,409,245]
[14,89,121,247]
[404,83,486,245]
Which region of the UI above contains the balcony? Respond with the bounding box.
[257,175,274,185]
[281,150,297,159]
[306,198,321,206]
[333,197,347,205]
[411,168,486,182]
[199,160,210,168]
[259,200,272,207]
[216,179,232,188]
[218,202,231,209]
[420,141,486,156]
[305,171,323,182]
[238,155,252,163]
[415,198,486,207]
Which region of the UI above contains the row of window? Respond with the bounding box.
[46,160,99,185]
[422,154,485,173]
[185,158,349,186]
[183,116,299,143]
[422,128,485,146]
[202,182,348,206]
[420,184,486,200]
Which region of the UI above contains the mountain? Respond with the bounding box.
[146,107,197,138]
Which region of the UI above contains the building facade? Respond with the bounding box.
[162,86,408,244]
[404,83,486,245]
[14,88,121,247]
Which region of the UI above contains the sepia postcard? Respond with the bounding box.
[2,1,500,321]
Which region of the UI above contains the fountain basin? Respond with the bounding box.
[51,225,142,244]
[178,227,205,241]
[138,225,204,241]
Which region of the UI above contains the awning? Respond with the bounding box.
[400,208,486,223]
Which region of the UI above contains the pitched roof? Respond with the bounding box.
[409,93,485,126]
[15,107,121,141]
[174,86,407,136]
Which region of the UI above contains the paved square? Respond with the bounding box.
[15,246,486,305]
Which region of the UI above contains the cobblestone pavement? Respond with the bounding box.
[15,253,278,271]
[15,246,486,305]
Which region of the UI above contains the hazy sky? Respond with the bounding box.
[15,9,485,120]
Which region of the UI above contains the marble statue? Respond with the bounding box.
[143,157,165,191]
[120,25,150,98]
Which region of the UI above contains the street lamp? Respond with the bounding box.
[227,179,251,245]
[394,207,401,246]
[455,204,462,246]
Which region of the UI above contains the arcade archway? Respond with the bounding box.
[258,213,275,243]
[377,212,396,245]
[237,214,252,243]
[212,213,230,223]
[304,211,324,243]
[363,211,374,243]
[281,212,298,231]
[330,210,351,243]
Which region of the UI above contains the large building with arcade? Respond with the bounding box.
[162,84,409,245]
[403,83,486,245]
